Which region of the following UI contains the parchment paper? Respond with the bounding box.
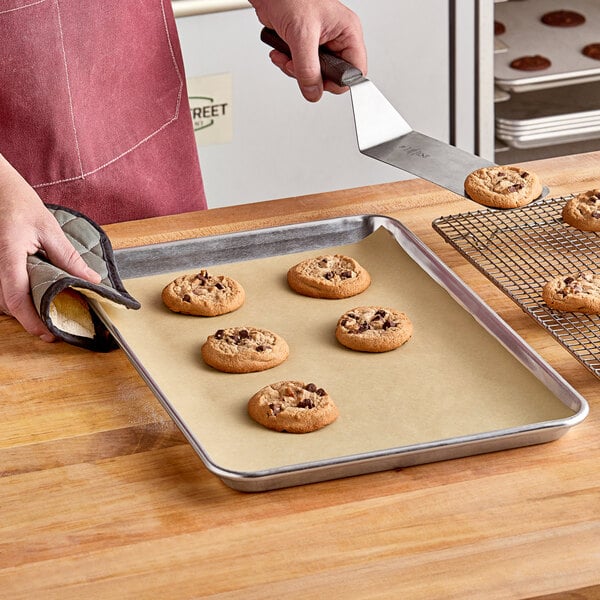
[100,228,573,474]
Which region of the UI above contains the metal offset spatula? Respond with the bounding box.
[261,28,546,202]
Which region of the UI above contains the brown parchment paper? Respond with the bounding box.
[100,228,573,474]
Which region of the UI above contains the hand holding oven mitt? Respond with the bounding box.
[27,205,140,351]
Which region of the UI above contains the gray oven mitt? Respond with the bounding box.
[27,204,141,351]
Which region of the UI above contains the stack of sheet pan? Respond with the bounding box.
[495,81,600,149]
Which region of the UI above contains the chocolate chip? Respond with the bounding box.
[358,322,370,332]
[521,172,529,178]
[324,271,335,280]
[256,345,265,352]
[340,270,353,279]
[182,294,191,302]
[375,309,387,317]
[507,184,523,192]
[383,320,396,329]
[316,388,326,396]
[564,277,574,285]
[269,403,282,415]
[215,329,224,339]
[215,282,224,290]
[592,211,600,218]
[305,383,317,392]
[239,329,249,339]
[297,399,315,409]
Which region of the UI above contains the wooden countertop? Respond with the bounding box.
[2,152,600,599]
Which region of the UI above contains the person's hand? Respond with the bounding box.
[249,0,367,102]
[0,155,101,342]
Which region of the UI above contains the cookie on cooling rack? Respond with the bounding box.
[464,165,543,209]
[561,189,600,232]
[542,272,600,314]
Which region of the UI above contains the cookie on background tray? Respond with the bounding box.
[335,306,413,353]
[509,55,552,72]
[541,10,586,27]
[247,381,339,433]
[201,326,289,373]
[287,254,371,299]
[582,43,600,61]
[162,269,245,316]
[542,272,600,314]
[562,189,600,232]
[464,165,542,209]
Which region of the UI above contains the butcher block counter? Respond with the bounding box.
[2,152,600,599]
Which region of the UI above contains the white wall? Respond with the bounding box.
[176,1,452,207]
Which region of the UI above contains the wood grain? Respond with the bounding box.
[1,151,600,599]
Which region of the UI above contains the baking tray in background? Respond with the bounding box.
[495,81,600,148]
[495,82,600,128]
[433,195,600,379]
[495,122,600,149]
[94,215,588,492]
[495,0,600,92]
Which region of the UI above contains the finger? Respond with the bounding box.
[41,223,102,284]
[269,49,296,79]
[283,30,324,102]
[0,260,55,341]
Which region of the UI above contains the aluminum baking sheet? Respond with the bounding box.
[94,215,587,492]
[496,122,600,149]
[433,196,600,379]
[496,116,600,133]
[495,0,600,92]
[495,82,600,128]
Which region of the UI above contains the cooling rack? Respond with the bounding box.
[433,195,600,379]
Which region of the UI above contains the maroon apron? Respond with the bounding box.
[0,0,207,224]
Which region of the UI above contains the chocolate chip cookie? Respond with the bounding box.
[335,306,413,353]
[562,189,600,232]
[581,42,600,60]
[201,326,289,373]
[247,381,339,433]
[542,272,600,314]
[583,43,600,60]
[287,254,371,299]
[541,10,586,27]
[509,55,552,72]
[464,165,542,209]
[162,269,245,316]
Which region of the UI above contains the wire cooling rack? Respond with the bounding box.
[432,195,600,379]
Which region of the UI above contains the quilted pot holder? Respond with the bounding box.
[27,204,141,351]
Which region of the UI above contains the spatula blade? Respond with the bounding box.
[349,80,495,198]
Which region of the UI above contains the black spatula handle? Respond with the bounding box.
[260,27,364,87]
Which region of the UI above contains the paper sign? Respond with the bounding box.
[186,73,232,146]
